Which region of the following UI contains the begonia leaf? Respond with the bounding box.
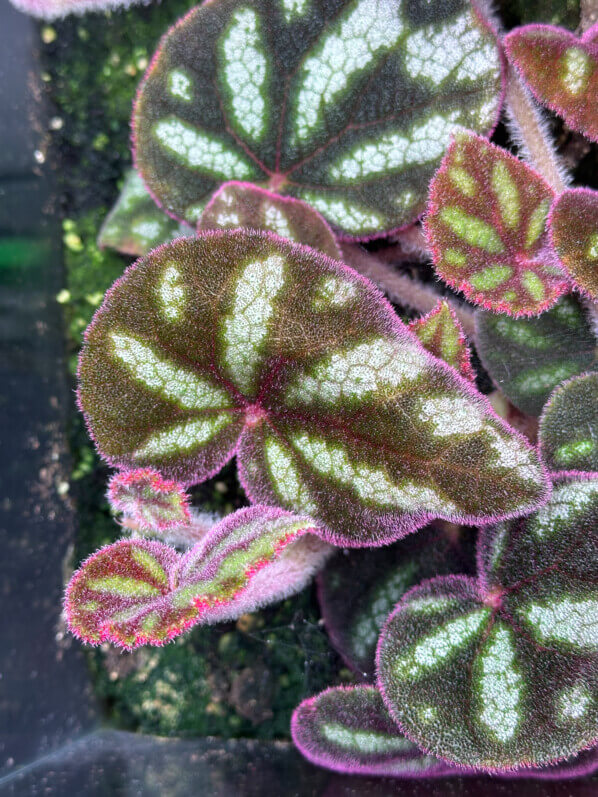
[475,295,597,416]
[549,187,598,301]
[377,475,598,771]
[408,300,475,382]
[291,685,454,777]
[199,181,341,258]
[318,524,474,678]
[539,373,598,475]
[426,131,568,316]
[504,23,598,144]
[77,231,549,546]
[98,170,194,258]
[291,685,598,780]
[65,505,331,650]
[132,0,504,238]
[108,467,191,533]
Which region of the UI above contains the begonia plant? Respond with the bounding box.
[61,0,598,784]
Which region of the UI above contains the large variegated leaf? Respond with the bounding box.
[539,373,598,475]
[78,232,548,546]
[292,685,455,777]
[549,187,598,301]
[408,300,475,382]
[318,524,474,678]
[98,170,194,258]
[505,23,598,144]
[108,468,191,532]
[65,505,331,649]
[291,685,598,779]
[426,131,568,316]
[199,181,341,258]
[475,295,597,416]
[133,0,503,238]
[377,475,598,771]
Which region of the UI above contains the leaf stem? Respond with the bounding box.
[340,242,475,337]
[504,64,569,193]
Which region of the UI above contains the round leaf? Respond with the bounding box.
[549,187,598,301]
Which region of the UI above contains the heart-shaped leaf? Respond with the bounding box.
[108,467,191,532]
[291,685,455,777]
[132,0,503,238]
[318,524,474,678]
[199,181,341,258]
[539,373,598,475]
[408,300,475,382]
[475,295,597,416]
[78,231,549,546]
[377,475,598,770]
[426,131,568,316]
[504,23,598,144]
[549,187,598,301]
[98,170,194,258]
[292,684,598,779]
[65,505,331,649]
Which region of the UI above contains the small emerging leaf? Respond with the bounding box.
[377,476,598,771]
[107,468,191,533]
[78,232,549,547]
[98,170,194,257]
[408,300,475,382]
[505,23,598,144]
[426,131,567,316]
[199,181,341,258]
[65,505,330,649]
[291,685,454,778]
[318,524,474,678]
[475,295,597,416]
[539,373,598,475]
[549,187,598,300]
[133,0,503,237]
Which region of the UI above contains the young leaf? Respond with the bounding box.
[199,181,341,258]
[377,475,598,771]
[98,170,194,257]
[549,187,598,301]
[426,131,568,316]
[65,505,330,649]
[291,685,455,778]
[408,300,475,382]
[318,524,474,678]
[132,0,503,238]
[108,467,191,532]
[8,0,144,19]
[475,295,597,416]
[504,23,598,144]
[539,373,598,475]
[78,231,549,547]
[291,685,598,780]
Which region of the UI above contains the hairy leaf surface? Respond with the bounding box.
[377,476,598,770]
[426,131,567,316]
[78,232,548,546]
[292,685,454,777]
[133,0,503,238]
[318,524,474,677]
[408,300,475,382]
[475,295,597,416]
[65,505,330,649]
[199,181,341,258]
[505,23,598,144]
[539,373,598,475]
[108,468,191,532]
[549,187,598,301]
[98,170,194,257]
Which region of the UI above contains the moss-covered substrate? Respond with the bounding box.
[39,0,585,741]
